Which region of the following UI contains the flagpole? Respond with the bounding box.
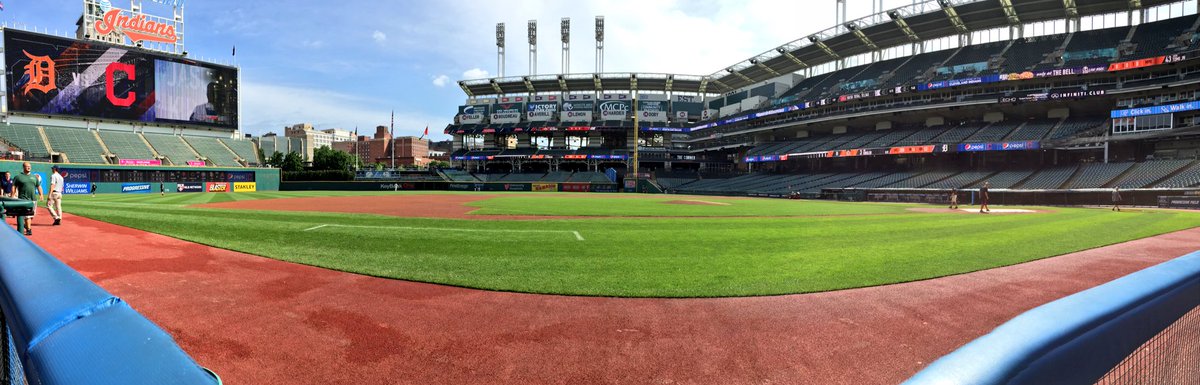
[390,110,395,170]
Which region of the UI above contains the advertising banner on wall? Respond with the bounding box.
[205,182,230,192]
[176,182,204,193]
[121,183,152,193]
[233,182,257,192]
[457,104,489,124]
[598,100,631,120]
[638,111,668,122]
[119,159,162,166]
[532,183,558,192]
[64,182,91,195]
[561,101,594,122]
[5,29,239,129]
[526,102,558,121]
[490,103,523,124]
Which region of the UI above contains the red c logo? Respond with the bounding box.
[106,62,136,107]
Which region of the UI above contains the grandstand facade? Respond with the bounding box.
[445,0,1200,195]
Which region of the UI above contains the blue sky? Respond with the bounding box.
[3,0,905,139]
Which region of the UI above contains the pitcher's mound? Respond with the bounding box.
[663,200,731,206]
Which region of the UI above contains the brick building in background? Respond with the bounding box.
[332,126,430,167]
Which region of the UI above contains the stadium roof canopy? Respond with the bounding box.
[459,0,1183,97]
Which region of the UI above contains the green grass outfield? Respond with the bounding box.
[56,191,1200,297]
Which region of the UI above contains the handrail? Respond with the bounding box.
[902,250,1200,385]
[0,224,219,384]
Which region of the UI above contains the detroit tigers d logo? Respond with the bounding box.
[22,50,56,95]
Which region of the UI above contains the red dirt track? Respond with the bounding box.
[20,214,1200,385]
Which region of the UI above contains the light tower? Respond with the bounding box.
[496,23,506,78]
[595,16,605,73]
[561,17,570,74]
[528,20,538,75]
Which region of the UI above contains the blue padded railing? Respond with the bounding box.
[902,250,1200,385]
[0,224,219,384]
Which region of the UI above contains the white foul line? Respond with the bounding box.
[303,223,585,241]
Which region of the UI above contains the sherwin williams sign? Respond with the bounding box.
[121,183,151,193]
[64,182,91,195]
[233,182,257,192]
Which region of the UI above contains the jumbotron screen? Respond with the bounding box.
[5,29,238,129]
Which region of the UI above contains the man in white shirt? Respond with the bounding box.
[48,166,64,226]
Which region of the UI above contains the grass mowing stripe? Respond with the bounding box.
[63,191,1200,297]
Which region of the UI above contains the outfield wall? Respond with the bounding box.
[0,160,280,194]
[280,181,621,193]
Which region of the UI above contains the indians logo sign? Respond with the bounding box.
[94,9,179,44]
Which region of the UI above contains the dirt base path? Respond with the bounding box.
[18,214,1200,385]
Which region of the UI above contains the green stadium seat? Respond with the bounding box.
[220,139,260,165]
[42,126,108,164]
[98,131,157,161]
[143,133,200,166]
[183,136,241,167]
[0,124,50,159]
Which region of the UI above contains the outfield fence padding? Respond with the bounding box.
[902,250,1200,385]
[0,225,219,384]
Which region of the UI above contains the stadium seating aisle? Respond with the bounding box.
[221,139,261,166]
[1155,161,1200,188]
[43,126,108,164]
[98,131,157,161]
[0,124,52,159]
[184,137,242,167]
[144,133,201,166]
[1111,160,1193,188]
[1019,166,1079,189]
[1064,162,1136,189]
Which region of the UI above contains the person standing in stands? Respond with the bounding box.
[1,171,12,198]
[12,162,43,235]
[1111,186,1122,212]
[979,181,991,213]
[47,166,64,226]
[949,188,959,209]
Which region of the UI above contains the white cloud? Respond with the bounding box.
[431,74,450,87]
[461,68,489,80]
[240,81,441,138]
[372,30,387,44]
[402,0,916,79]
[300,40,325,49]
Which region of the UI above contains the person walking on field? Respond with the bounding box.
[90,182,97,197]
[949,188,959,209]
[979,181,991,213]
[160,182,165,196]
[1112,186,1122,212]
[12,162,43,236]
[1,171,13,198]
[47,166,64,226]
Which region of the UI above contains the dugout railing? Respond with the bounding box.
[902,250,1200,385]
[0,223,220,384]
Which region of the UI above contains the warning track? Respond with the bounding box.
[23,213,1200,385]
